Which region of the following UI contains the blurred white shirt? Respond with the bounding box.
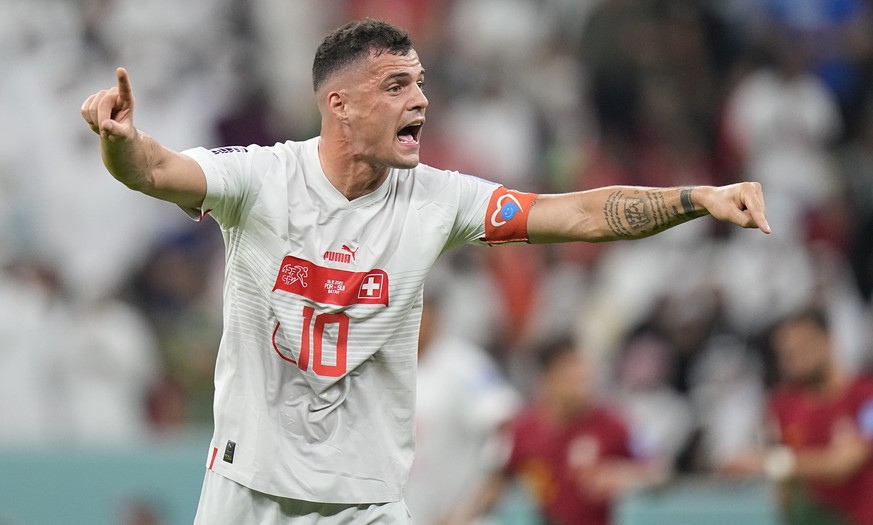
[406,336,520,525]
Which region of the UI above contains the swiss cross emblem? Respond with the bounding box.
[358,273,384,300]
[274,256,388,306]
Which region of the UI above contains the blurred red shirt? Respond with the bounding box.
[770,375,873,525]
[504,405,632,525]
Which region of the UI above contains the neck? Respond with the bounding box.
[808,364,848,399]
[317,137,389,201]
[542,395,588,426]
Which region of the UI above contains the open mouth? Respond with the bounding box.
[397,122,423,145]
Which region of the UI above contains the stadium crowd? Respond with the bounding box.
[2,0,873,523]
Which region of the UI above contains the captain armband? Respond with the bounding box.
[481,187,539,245]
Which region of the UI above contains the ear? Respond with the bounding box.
[327,91,348,121]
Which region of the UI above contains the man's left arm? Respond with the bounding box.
[526,183,770,244]
[722,414,873,484]
[790,418,873,483]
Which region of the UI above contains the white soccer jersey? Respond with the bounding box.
[181,137,527,504]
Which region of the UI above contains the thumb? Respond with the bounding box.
[100,118,135,142]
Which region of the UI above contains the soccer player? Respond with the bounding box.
[723,309,873,525]
[445,335,668,525]
[81,19,770,525]
[405,294,520,524]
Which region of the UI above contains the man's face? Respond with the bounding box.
[341,49,428,169]
[773,319,830,387]
[544,350,593,414]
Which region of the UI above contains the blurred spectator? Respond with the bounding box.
[761,0,873,139]
[0,259,159,445]
[611,330,694,472]
[450,335,666,525]
[721,31,842,241]
[723,308,873,525]
[124,225,224,430]
[578,0,652,146]
[62,294,160,442]
[405,293,520,525]
[840,102,873,302]
[687,329,766,471]
[248,0,338,138]
[118,497,166,525]
[609,285,767,472]
[0,262,69,444]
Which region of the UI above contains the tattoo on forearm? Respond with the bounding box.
[680,187,695,216]
[646,191,669,229]
[603,187,703,239]
[604,190,636,237]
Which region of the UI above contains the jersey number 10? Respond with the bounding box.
[272,306,349,377]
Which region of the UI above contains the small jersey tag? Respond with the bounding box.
[223,440,236,464]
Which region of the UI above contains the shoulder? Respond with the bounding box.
[849,375,873,402]
[768,384,806,413]
[245,139,315,183]
[187,140,298,172]
[511,406,543,430]
[402,164,499,197]
[852,373,873,389]
[257,139,311,164]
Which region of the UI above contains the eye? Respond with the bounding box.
[387,84,402,94]
[416,81,425,91]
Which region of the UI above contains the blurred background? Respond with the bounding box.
[1,0,873,524]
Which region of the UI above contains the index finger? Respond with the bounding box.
[745,186,771,234]
[116,67,133,103]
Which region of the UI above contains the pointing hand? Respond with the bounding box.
[80,67,136,143]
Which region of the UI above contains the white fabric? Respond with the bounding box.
[182,137,497,503]
[194,469,412,524]
[405,336,519,524]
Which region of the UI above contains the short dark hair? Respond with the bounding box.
[775,307,830,334]
[535,334,579,373]
[312,19,414,91]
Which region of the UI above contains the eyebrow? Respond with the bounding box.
[382,69,426,84]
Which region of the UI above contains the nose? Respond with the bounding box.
[411,84,428,111]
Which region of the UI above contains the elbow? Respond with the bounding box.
[118,172,157,196]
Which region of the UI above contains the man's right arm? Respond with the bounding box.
[81,67,206,210]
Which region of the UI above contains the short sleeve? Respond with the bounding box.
[180,145,270,228]
[442,173,539,251]
[440,173,496,251]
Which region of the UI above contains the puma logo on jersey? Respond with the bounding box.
[323,244,359,265]
[341,244,358,261]
[281,264,309,288]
